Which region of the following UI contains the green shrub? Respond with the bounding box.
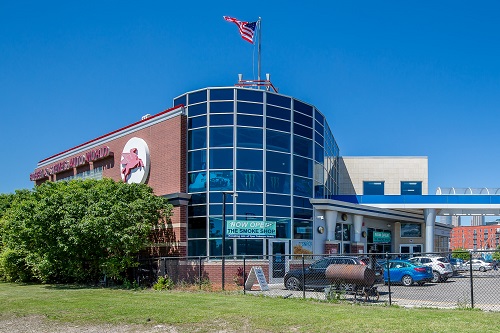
[0,248,32,282]
[153,275,174,290]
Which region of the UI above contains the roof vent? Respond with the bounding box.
[141,114,151,120]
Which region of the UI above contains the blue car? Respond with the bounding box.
[382,260,433,286]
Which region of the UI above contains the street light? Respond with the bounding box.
[221,191,237,290]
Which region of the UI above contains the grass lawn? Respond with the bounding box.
[1,282,499,332]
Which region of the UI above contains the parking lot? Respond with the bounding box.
[245,270,500,311]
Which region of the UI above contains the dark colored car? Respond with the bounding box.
[382,259,433,286]
[284,256,364,291]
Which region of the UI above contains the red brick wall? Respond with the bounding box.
[31,112,188,255]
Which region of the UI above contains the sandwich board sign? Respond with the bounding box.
[244,266,269,291]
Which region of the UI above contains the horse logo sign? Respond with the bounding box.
[120,137,150,184]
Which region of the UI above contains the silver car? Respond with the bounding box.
[464,259,493,272]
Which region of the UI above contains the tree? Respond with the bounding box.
[493,246,500,261]
[0,179,172,283]
[451,248,470,261]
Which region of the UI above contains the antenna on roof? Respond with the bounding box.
[235,73,278,92]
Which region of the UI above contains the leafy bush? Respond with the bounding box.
[153,275,174,291]
[0,248,32,282]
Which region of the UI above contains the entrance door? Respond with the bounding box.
[400,244,423,259]
[269,240,289,284]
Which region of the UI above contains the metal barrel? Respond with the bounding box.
[325,264,376,287]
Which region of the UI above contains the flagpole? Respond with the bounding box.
[258,17,261,83]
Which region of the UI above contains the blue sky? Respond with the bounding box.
[1,1,500,201]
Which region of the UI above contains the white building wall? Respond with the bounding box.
[339,156,428,195]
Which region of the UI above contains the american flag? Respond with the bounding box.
[223,16,257,44]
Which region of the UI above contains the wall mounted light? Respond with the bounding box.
[362,231,367,238]
[317,226,325,234]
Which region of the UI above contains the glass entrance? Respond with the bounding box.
[269,240,289,283]
[400,244,423,259]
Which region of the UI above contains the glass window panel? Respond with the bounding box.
[209,101,234,113]
[190,193,206,205]
[294,208,312,219]
[401,181,422,195]
[335,223,343,241]
[237,204,263,216]
[343,224,351,241]
[266,93,291,108]
[266,130,290,152]
[266,205,291,218]
[294,176,312,196]
[237,149,263,170]
[209,217,223,238]
[188,172,206,192]
[209,170,233,191]
[237,89,263,102]
[237,102,263,115]
[294,220,313,240]
[315,143,324,163]
[188,150,206,171]
[210,89,234,101]
[188,102,207,117]
[294,123,313,138]
[236,171,263,191]
[266,172,291,194]
[293,156,313,178]
[315,121,324,137]
[237,127,263,148]
[315,109,324,124]
[209,192,238,203]
[266,194,291,206]
[188,239,207,256]
[188,205,206,216]
[293,136,313,158]
[209,203,233,216]
[188,128,207,150]
[209,149,233,169]
[237,114,263,127]
[188,115,206,129]
[314,132,325,146]
[314,184,324,198]
[294,111,313,128]
[274,219,291,238]
[234,192,263,204]
[266,117,290,132]
[189,90,207,104]
[293,99,313,116]
[209,127,233,147]
[174,94,186,107]
[293,196,312,209]
[266,151,290,173]
[209,239,232,257]
[236,239,263,256]
[188,217,207,238]
[210,114,233,126]
[267,105,291,120]
[364,181,385,195]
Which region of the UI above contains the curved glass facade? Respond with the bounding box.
[174,88,339,257]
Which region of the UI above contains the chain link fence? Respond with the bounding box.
[137,250,500,311]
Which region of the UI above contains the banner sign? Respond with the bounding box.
[373,231,391,243]
[226,220,276,238]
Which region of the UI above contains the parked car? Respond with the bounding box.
[449,258,467,274]
[382,260,433,286]
[284,256,365,291]
[409,256,454,283]
[464,259,493,272]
